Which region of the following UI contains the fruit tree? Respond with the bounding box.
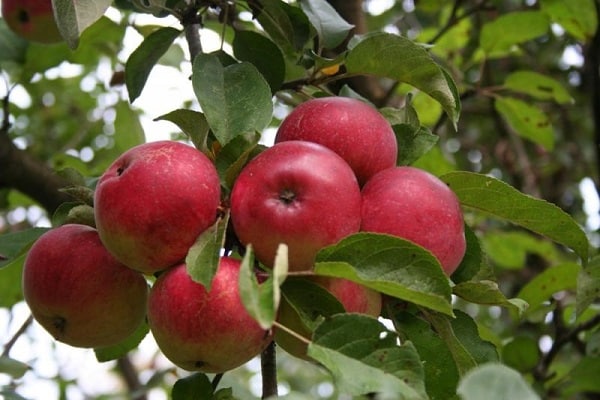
[1,1,600,399]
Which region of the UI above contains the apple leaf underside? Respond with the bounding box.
[94,320,149,363]
[441,171,590,264]
[315,233,453,316]
[299,0,354,49]
[53,0,113,49]
[457,363,541,400]
[307,314,427,399]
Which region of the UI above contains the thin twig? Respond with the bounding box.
[2,314,33,358]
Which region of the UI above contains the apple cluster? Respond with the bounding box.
[22,96,466,372]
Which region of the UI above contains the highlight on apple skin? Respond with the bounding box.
[22,224,149,349]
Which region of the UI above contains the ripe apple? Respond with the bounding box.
[275,276,382,360]
[2,0,63,44]
[274,96,397,186]
[229,140,362,271]
[22,224,148,348]
[361,166,466,276]
[94,140,221,275]
[147,257,272,373]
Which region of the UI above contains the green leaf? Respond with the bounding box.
[517,262,579,316]
[441,172,589,263]
[0,20,28,64]
[215,133,262,191]
[540,0,598,41]
[346,32,460,127]
[457,363,540,400]
[453,280,528,315]
[504,71,573,104]
[494,96,554,150]
[172,373,213,400]
[252,0,311,52]
[562,357,600,396]
[52,0,112,49]
[299,0,354,49]
[307,314,427,399]
[125,27,181,103]
[232,30,286,92]
[576,255,600,316]
[0,228,48,268]
[154,109,211,154]
[192,54,273,146]
[480,11,550,57]
[239,244,288,329]
[450,225,485,284]
[502,336,540,372]
[391,312,459,400]
[0,356,30,379]
[186,212,229,290]
[482,231,561,270]
[94,320,149,362]
[315,233,453,316]
[394,124,439,166]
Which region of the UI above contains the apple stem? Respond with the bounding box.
[211,373,223,391]
[260,341,278,399]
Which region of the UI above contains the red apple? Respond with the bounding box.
[229,140,362,271]
[275,277,382,360]
[361,166,466,275]
[147,257,272,373]
[22,224,148,348]
[2,0,63,44]
[94,140,221,275]
[275,97,397,186]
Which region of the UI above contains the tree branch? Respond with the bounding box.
[116,356,147,400]
[261,341,278,399]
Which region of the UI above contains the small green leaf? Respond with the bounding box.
[562,357,600,396]
[0,356,30,379]
[299,0,354,49]
[215,133,262,191]
[441,172,589,263]
[315,233,453,316]
[494,96,554,150]
[517,262,579,315]
[576,255,600,316]
[155,109,210,154]
[482,231,561,270]
[504,71,573,104]
[192,54,273,146]
[394,124,439,166]
[186,212,229,290]
[480,11,550,56]
[233,30,286,92]
[453,280,527,315]
[239,245,287,329]
[451,225,486,284]
[0,228,47,268]
[113,101,146,153]
[94,320,149,362]
[52,0,113,49]
[172,373,213,400]
[125,27,181,103]
[307,314,427,399]
[457,363,540,400]
[502,336,540,372]
[252,0,311,52]
[0,20,28,64]
[540,0,598,41]
[346,32,460,127]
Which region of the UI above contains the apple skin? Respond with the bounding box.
[2,0,63,44]
[147,257,273,373]
[274,97,397,186]
[360,166,466,276]
[229,140,362,271]
[22,224,148,348]
[94,140,221,275]
[275,277,382,360]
